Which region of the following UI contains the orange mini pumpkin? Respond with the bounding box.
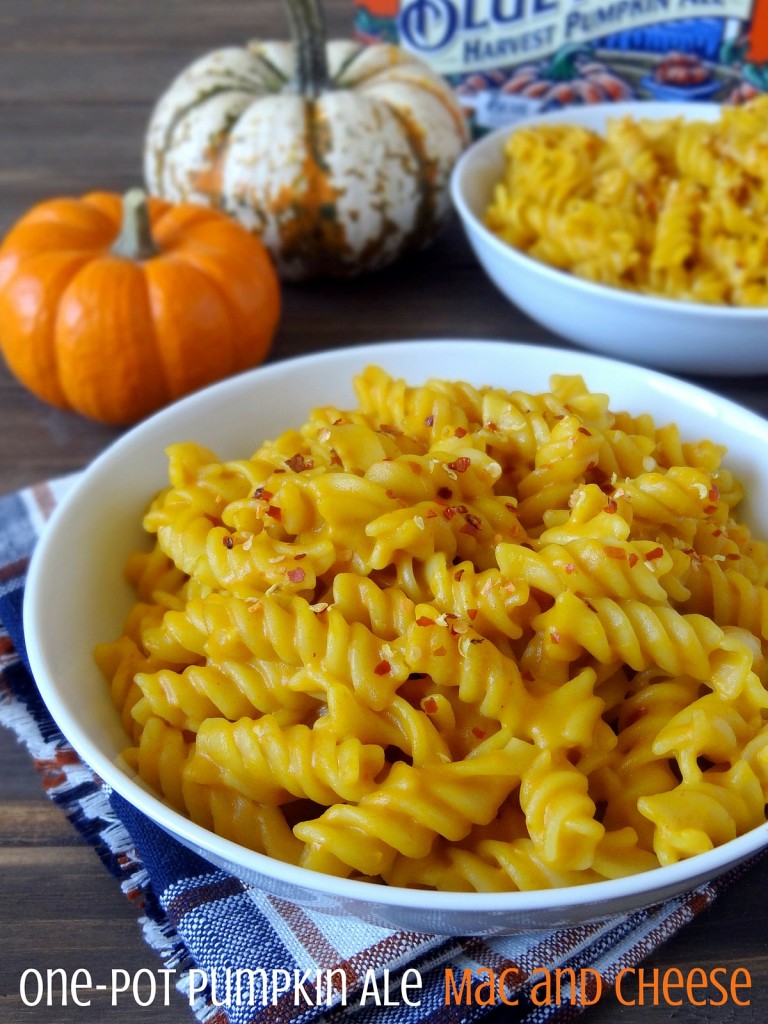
[0,189,280,425]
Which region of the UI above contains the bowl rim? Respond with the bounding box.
[23,338,768,918]
[450,100,768,320]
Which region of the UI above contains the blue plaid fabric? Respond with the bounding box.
[0,478,759,1024]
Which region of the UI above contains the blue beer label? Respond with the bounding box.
[354,1,768,131]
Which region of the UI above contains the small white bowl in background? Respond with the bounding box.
[23,341,768,935]
[451,102,768,377]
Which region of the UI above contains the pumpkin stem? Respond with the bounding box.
[283,0,329,97]
[112,188,158,261]
[547,44,593,82]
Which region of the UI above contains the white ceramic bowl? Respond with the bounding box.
[451,102,768,377]
[24,340,768,935]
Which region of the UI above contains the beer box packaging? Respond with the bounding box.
[354,0,768,132]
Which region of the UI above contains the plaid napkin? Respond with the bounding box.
[0,477,761,1024]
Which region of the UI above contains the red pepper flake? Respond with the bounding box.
[505,503,517,513]
[726,552,741,560]
[438,486,453,499]
[423,697,438,714]
[434,646,447,657]
[416,615,436,627]
[329,450,343,466]
[294,552,307,560]
[471,726,487,739]
[267,505,282,521]
[444,507,457,520]
[467,608,478,620]
[712,529,722,537]
[708,485,720,502]
[223,536,234,549]
[253,487,273,501]
[703,505,718,514]
[463,513,482,531]
[385,489,398,500]
[550,629,561,644]
[287,567,306,583]
[426,509,438,519]
[455,427,468,438]
[578,426,592,436]
[374,659,391,676]
[407,462,422,475]
[285,453,313,473]
[486,422,499,433]
[424,415,435,427]
[628,553,639,568]
[447,457,471,473]
[645,546,664,561]
[454,568,465,581]
[564,563,576,574]
[605,545,626,560]
[603,498,618,514]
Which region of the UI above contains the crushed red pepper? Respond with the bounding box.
[285,453,313,473]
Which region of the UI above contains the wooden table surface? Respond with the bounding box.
[1,2,767,1021]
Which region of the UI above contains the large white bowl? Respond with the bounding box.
[24,340,768,935]
[451,102,768,377]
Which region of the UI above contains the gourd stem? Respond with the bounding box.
[112,189,158,261]
[282,0,329,97]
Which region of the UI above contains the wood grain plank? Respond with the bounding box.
[0,801,84,846]
[0,0,353,49]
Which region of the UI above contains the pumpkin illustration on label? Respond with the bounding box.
[144,0,469,280]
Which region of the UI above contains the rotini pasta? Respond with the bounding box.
[95,366,768,891]
[486,96,768,306]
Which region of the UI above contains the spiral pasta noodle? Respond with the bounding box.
[95,366,768,891]
[486,96,768,306]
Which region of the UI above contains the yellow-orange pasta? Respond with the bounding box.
[485,96,768,306]
[95,367,768,891]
